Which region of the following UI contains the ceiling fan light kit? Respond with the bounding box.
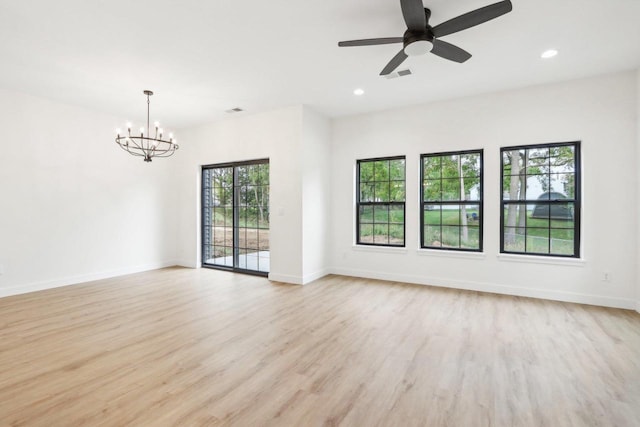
[338,0,513,75]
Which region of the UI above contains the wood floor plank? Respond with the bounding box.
[1,267,639,426]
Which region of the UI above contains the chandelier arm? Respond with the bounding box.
[128,137,146,151]
[154,150,177,158]
[117,143,145,157]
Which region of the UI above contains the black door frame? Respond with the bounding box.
[201,158,269,276]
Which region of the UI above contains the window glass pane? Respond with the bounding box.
[502,149,525,176]
[224,207,233,226]
[503,227,524,252]
[550,202,575,226]
[461,153,481,177]
[423,179,441,201]
[424,205,441,226]
[463,227,480,250]
[373,160,389,181]
[236,165,248,183]
[390,181,405,202]
[389,159,405,180]
[213,207,225,226]
[238,207,248,227]
[373,224,389,244]
[527,203,548,227]
[441,155,459,178]
[359,224,373,243]
[549,145,575,174]
[442,179,461,201]
[527,147,549,173]
[522,175,547,200]
[389,224,404,245]
[359,161,374,182]
[373,205,389,223]
[526,228,550,254]
[442,206,461,226]
[503,203,526,227]
[213,227,225,246]
[465,204,480,224]
[374,182,390,202]
[441,226,461,248]
[423,157,441,179]
[550,230,575,256]
[465,180,481,201]
[238,228,247,249]
[225,228,233,247]
[258,229,269,251]
[389,206,404,224]
[550,174,575,198]
[424,226,442,247]
[360,182,375,202]
[359,205,373,224]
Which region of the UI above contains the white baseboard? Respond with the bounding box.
[0,260,179,299]
[636,300,640,314]
[330,267,637,310]
[268,273,303,285]
[302,268,330,285]
[175,259,199,269]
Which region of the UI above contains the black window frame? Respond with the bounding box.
[356,155,406,247]
[420,149,484,252]
[500,141,581,258]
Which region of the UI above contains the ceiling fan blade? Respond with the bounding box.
[380,49,409,75]
[432,0,512,38]
[431,39,472,63]
[400,0,427,31]
[338,37,404,47]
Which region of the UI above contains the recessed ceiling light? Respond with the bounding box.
[541,49,558,59]
[353,88,365,96]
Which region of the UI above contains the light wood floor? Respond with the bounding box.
[1,268,639,427]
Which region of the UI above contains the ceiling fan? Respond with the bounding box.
[338,0,513,75]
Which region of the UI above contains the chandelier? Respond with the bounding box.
[115,90,179,162]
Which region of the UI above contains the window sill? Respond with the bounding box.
[352,245,408,254]
[497,254,586,266]
[416,249,486,260]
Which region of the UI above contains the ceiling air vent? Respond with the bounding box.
[384,69,412,79]
[225,107,244,113]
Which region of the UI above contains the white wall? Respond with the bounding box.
[331,71,638,310]
[174,106,305,283]
[301,107,332,283]
[637,68,640,313]
[0,89,177,297]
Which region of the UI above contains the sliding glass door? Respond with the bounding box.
[202,159,269,275]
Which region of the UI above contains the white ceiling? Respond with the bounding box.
[1,0,639,129]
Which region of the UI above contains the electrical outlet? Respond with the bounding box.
[602,272,611,282]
